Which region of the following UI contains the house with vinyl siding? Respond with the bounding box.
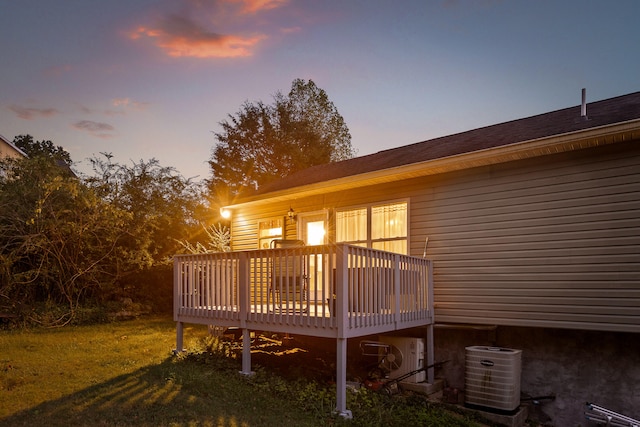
[0,134,27,159]
[216,91,640,424]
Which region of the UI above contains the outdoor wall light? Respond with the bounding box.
[287,207,297,222]
[220,208,231,219]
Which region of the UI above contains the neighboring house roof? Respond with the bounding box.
[0,134,27,158]
[232,91,640,207]
[0,134,77,177]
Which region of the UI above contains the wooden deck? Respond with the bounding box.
[173,243,434,418]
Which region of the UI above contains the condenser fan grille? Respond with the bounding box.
[378,336,426,383]
[381,345,403,371]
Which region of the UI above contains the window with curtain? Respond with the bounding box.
[336,201,407,254]
[336,207,367,247]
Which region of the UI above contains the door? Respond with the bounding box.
[300,214,327,246]
[298,211,328,304]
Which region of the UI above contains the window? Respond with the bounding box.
[258,218,283,249]
[336,207,367,247]
[336,201,408,254]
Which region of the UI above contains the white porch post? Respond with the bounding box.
[174,321,184,354]
[334,244,352,419]
[241,328,252,375]
[238,252,254,376]
[335,337,351,418]
[393,253,401,327]
[173,256,184,354]
[426,259,435,383]
[425,323,435,383]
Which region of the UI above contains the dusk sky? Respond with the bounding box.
[1,0,639,181]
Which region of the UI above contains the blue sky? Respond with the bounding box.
[1,0,638,180]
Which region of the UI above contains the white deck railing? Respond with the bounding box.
[173,243,434,419]
[174,243,433,339]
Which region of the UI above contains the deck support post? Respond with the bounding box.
[173,256,184,355]
[425,259,435,383]
[425,323,435,383]
[334,245,352,419]
[238,252,254,376]
[174,321,184,354]
[240,328,253,376]
[335,337,352,419]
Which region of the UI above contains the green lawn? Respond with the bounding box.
[0,318,319,426]
[0,317,487,426]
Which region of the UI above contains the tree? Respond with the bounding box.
[84,154,207,308]
[208,79,355,199]
[0,154,125,325]
[85,154,205,264]
[278,79,354,162]
[0,143,208,325]
[13,134,72,166]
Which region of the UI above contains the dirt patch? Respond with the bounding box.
[232,333,340,383]
[219,331,380,384]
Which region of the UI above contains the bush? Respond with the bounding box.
[1,147,206,326]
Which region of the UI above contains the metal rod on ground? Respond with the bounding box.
[585,402,640,427]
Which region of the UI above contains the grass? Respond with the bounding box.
[0,317,489,426]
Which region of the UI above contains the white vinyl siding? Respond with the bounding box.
[415,142,640,332]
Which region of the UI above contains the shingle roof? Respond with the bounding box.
[254,91,640,196]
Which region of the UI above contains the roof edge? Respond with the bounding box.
[0,134,28,158]
[226,118,640,209]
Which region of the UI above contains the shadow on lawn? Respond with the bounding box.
[0,355,319,427]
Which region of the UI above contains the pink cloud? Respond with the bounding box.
[128,0,292,59]
[129,13,266,58]
[112,98,132,107]
[235,0,289,14]
[45,64,73,77]
[9,104,59,120]
[111,98,149,111]
[280,26,301,34]
[72,120,115,138]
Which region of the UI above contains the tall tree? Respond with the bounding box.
[84,154,209,314]
[85,154,204,270]
[13,134,72,166]
[208,79,355,199]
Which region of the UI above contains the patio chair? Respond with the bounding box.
[271,239,307,313]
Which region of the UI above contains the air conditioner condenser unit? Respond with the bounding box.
[378,336,426,383]
[465,346,522,414]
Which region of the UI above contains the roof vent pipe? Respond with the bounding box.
[581,88,588,119]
